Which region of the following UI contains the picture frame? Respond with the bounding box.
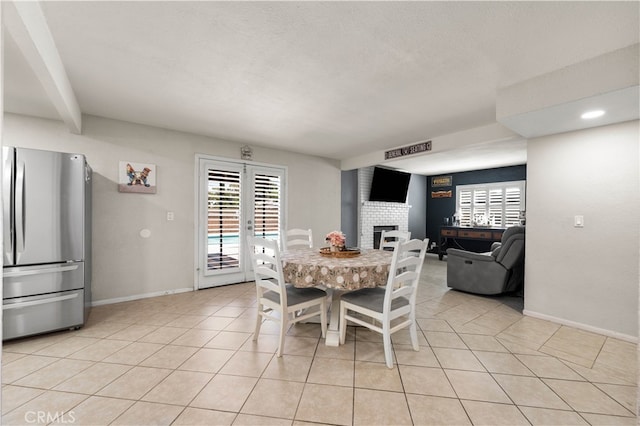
[118,161,157,194]
[432,175,452,187]
[431,190,452,198]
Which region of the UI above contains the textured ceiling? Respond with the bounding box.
[4,1,639,173]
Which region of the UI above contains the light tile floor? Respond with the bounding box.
[2,255,637,425]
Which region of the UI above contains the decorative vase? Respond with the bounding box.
[330,245,338,252]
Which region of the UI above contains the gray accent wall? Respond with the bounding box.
[341,170,426,246]
[407,174,427,240]
[340,169,359,248]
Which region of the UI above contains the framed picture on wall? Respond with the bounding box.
[431,175,452,187]
[118,161,157,194]
[431,190,452,198]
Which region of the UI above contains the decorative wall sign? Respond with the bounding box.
[118,161,157,194]
[432,175,452,187]
[431,190,452,198]
[385,140,431,160]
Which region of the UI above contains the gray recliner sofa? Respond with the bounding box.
[446,226,525,295]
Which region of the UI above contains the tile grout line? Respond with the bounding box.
[2,262,636,425]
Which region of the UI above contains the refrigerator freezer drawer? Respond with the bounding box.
[3,262,84,299]
[3,289,85,340]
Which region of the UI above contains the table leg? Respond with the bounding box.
[324,288,344,347]
[293,287,342,346]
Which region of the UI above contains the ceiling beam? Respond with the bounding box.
[3,1,81,134]
[340,123,521,171]
[497,44,639,139]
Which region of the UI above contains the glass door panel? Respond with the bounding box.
[206,168,242,273]
[197,158,285,289]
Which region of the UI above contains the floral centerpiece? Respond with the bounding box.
[325,231,346,252]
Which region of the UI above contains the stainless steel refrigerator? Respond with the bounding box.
[2,147,92,340]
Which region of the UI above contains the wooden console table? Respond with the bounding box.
[438,226,505,260]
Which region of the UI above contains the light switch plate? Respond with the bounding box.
[574,215,584,227]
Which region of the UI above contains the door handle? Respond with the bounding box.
[3,292,79,310]
[3,264,79,278]
[15,161,26,262]
[3,149,14,264]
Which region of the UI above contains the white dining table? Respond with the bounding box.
[281,247,393,346]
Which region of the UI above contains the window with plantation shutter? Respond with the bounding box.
[504,186,523,226]
[488,188,504,228]
[253,173,282,239]
[458,189,472,227]
[207,169,242,270]
[455,181,525,227]
[472,190,487,225]
[198,158,286,289]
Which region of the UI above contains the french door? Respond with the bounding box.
[197,157,285,289]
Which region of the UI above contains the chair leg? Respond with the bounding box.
[253,305,263,342]
[277,315,287,357]
[383,322,393,369]
[409,321,419,351]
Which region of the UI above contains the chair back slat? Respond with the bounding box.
[247,236,287,305]
[254,267,281,292]
[339,237,429,368]
[379,230,411,251]
[384,238,428,309]
[248,235,328,358]
[282,228,313,250]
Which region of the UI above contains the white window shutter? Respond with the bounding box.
[458,189,472,227]
[207,169,242,270]
[455,181,525,228]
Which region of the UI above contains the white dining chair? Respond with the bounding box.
[282,228,313,250]
[339,238,429,368]
[379,229,411,250]
[247,236,327,357]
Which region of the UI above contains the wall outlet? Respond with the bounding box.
[167,211,175,221]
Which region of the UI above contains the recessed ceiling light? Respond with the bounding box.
[581,110,605,120]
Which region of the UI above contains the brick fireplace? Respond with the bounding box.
[373,225,397,249]
[358,167,410,249]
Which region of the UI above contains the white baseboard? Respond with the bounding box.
[523,309,638,344]
[91,287,194,307]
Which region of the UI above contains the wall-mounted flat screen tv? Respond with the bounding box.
[369,167,411,203]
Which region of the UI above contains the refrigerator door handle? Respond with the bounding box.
[15,160,26,262]
[3,148,14,264]
[3,264,79,278]
[3,293,79,311]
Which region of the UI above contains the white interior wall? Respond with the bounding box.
[3,113,341,303]
[3,112,638,339]
[524,120,639,340]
